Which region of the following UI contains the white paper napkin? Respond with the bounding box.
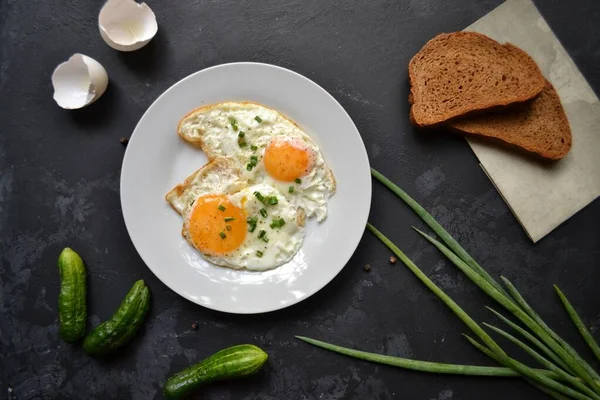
[464,0,600,242]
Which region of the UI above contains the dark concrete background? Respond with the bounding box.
[1,0,599,399]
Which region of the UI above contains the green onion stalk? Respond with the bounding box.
[296,168,600,400]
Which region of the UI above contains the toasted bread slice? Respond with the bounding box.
[408,32,545,127]
[449,81,571,160]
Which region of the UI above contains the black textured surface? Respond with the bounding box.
[1,1,600,399]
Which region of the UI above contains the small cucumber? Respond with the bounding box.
[163,344,268,399]
[82,279,150,356]
[58,247,87,343]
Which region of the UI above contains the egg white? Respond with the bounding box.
[166,157,247,216]
[182,183,304,271]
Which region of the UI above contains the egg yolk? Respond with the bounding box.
[264,139,313,182]
[187,195,246,256]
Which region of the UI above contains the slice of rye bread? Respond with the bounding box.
[408,32,546,127]
[449,80,572,160]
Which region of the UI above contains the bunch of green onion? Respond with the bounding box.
[297,168,600,400]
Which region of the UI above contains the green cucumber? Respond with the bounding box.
[163,344,268,399]
[58,247,87,343]
[82,279,150,356]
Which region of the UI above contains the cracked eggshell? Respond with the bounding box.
[51,54,109,110]
[99,0,158,52]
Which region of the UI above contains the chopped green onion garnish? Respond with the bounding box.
[294,178,302,184]
[219,231,226,239]
[288,186,294,193]
[247,215,258,232]
[251,145,258,151]
[258,230,266,239]
[262,237,269,243]
[238,138,247,147]
[218,205,226,211]
[254,116,262,123]
[238,131,245,138]
[268,196,278,205]
[224,217,235,222]
[247,155,257,170]
[254,191,265,203]
[226,225,232,231]
[229,117,238,131]
[270,217,285,229]
[260,208,268,218]
[256,250,263,257]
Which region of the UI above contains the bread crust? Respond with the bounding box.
[449,80,572,160]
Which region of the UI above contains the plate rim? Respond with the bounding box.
[120,61,371,313]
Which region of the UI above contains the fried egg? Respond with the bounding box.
[177,102,336,221]
[167,161,304,271]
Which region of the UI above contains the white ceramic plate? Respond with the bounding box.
[121,62,371,313]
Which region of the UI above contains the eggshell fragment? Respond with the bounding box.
[51,54,109,110]
[99,0,158,52]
